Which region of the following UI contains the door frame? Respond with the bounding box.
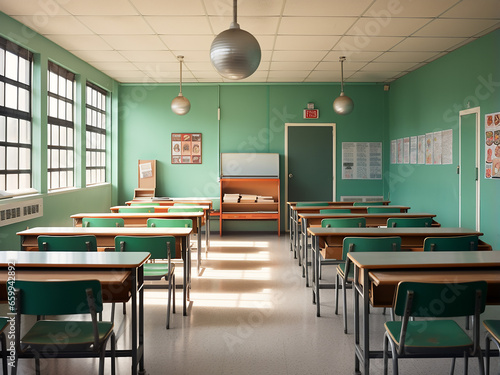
[284,123,336,230]
[458,107,480,230]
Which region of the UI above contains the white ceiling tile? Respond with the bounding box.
[279,17,358,35]
[129,0,206,16]
[390,37,468,51]
[209,16,280,35]
[324,51,383,62]
[119,50,178,63]
[14,15,92,35]
[272,50,328,61]
[364,0,460,18]
[171,50,211,62]
[304,70,342,82]
[160,35,214,51]
[284,0,372,17]
[349,70,400,81]
[347,17,431,37]
[101,35,166,50]
[374,51,441,63]
[414,19,500,37]
[59,0,139,15]
[0,0,70,15]
[441,0,500,19]
[270,61,317,70]
[134,62,178,72]
[275,36,340,50]
[334,36,405,53]
[260,51,273,61]
[77,16,154,35]
[204,0,284,17]
[145,16,212,34]
[361,61,419,71]
[50,35,113,50]
[184,62,215,71]
[90,62,139,71]
[70,50,128,62]
[315,61,366,71]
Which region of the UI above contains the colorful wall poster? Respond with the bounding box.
[410,136,417,164]
[433,131,442,165]
[485,112,500,178]
[397,138,403,164]
[171,133,202,164]
[417,135,425,164]
[391,139,397,164]
[425,133,433,165]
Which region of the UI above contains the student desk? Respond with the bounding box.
[0,251,150,375]
[16,226,193,316]
[307,227,491,317]
[71,211,205,275]
[289,205,410,266]
[298,212,438,286]
[348,251,500,375]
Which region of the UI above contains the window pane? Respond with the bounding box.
[66,79,73,100]
[19,120,30,143]
[18,88,29,112]
[60,149,66,168]
[0,146,5,169]
[68,150,73,168]
[19,147,30,169]
[6,146,18,169]
[6,174,17,190]
[49,96,58,117]
[51,171,59,189]
[0,48,4,76]
[19,57,30,85]
[49,71,58,93]
[67,127,73,147]
[67,170,73,186]
[58,76,66,97]
[51,148,59,168]
[6,117,18,142]
[58,98,65,119]
[0,116,5,142]
[19,173,30,189]
[51,124,59,145]
[0,81,4,106]
[5,84,17,109]
[60,126,67,147]
[66,102,72,121]
[5,51,18,80]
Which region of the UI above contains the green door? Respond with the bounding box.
[460,113,477,230]
[287,126,334,201]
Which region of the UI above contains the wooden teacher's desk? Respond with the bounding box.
[0,251,150,375]
[16,226,193,316]
[348,251,500,375]
[307,227,491,317]
[71,211,205,275]
[298,212,438,286]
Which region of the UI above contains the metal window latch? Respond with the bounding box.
[457,165,460,174]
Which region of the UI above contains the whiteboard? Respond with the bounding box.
[221,153,279,177]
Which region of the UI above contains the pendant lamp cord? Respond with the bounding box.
[340,56,345,94]
[178,56,183,95]
[231,0,239,28]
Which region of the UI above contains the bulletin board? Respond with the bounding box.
[138,160,156,189]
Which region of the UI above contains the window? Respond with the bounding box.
[47,61,74,190]
[85,82,107,185]
[0,37,33,192]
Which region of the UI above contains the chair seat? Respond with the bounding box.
[483,320,500,341]
[0,318,8,331]
[144,263,174,278]
[385,320,473,355]
[336,263,354,281]
[21,320,113,347]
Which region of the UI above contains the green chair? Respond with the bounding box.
[82,217,125,227]
[383,281,487,375]
[423,235,478,251]
[483,320,500,375]
[167,207,203,213]
[173,203,198,206]
[37,235,97,252]
[12,280,115,375]
[387,217,433,227]
[117,206,155,213]
[367,207,402,213]
[321,217,366,228]
[114,236,176,329]
[319,209,351,214]
[336,236,401,333]
[0,318,8,375]
[147,218,192,228]
[130,202,160,206]
[296,202,329,207]
[353,201,384,206]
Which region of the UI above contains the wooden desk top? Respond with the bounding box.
[0,269,131,283]
[110,205,210,213]
[299,212,436,219]
[348,250,500,270]
[71,212,204,219]
[287,201,390,207]
[17,226,192,237]
[308,226,482,238]
[126,198,214,208]
[292,205,410,212]
[0,251,150,268]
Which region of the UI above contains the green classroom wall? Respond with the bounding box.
[387,29,500,250]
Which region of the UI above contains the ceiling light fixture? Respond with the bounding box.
[171,55,190,115]
[333,56,354,115]
[210,0,261,80]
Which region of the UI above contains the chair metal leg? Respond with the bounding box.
[463,353,468,375]
[172,274,176,314]
[98,343,106,375]
[334,273,340,315]
[111,332,116,375]
[35,352,41,375]
[449,358,456,375]
[111,303,116,324]
[383,333,389,375]
[167,273,172,329]
[342,277,348,334]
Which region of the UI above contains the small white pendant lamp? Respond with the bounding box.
[333,56,354,115]
[210,0,261,80]
[171,56,191,116]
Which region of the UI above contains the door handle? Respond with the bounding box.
[288,173,293,178]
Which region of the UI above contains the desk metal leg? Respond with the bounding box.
[302,218,309,286]
[353,265,370,375]
[197,217,202,275]
[311,235,321,317]
[205,211,210,258]
[182,235,190,316]
[131,268,138,375]
[138,265,146,375]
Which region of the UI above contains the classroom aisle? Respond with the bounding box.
[8,232,496,374]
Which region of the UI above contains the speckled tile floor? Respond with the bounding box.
[6,232,499,374]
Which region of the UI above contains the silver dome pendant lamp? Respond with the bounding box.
[210,0,261,80]
[333,56,354,115]
[171,55,191,115]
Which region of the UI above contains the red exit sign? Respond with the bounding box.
[303,109,319,119]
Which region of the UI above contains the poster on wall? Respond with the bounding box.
[425,133,434,164]
[397,138,403,164]
[441,129,453,165]
[417,135,425,164]
[433,131,442,165]
[403,137,410,164]
[342,142,382,180]
[171,133,202,164]
[485,112,500,178]
[410,136,417,164]
[391,140,397,164]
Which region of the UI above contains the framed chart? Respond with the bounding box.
[171,133,202,164]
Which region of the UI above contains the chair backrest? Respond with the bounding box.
[367,206,402,213]
[167,207,203,213]
[114,235,176,260]
[387,217,433,228]
[82,217,125,227]
[319,208,351,214]
[342,236,401,262]
[147,218,192,228]
[423,235,479,251]
[321,217,366,228]
[14,279,103,315]
[296,202,329,207]
[353,201,384,206]
[393,281,487,318]
[37,235,97,252]
[130,202,160,206]
[118,206,155,213]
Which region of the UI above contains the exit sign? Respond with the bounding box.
[303,109,319,119]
